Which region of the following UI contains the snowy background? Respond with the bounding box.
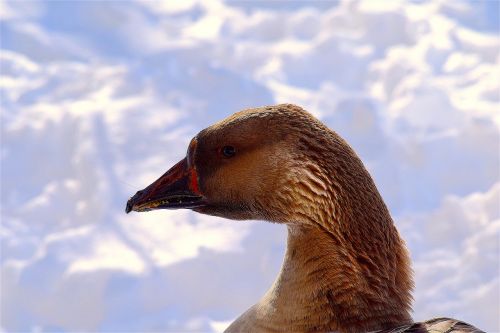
[1,0,499,332]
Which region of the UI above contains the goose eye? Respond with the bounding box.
[221,145,236,158]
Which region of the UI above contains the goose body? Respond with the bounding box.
[126,104,483,333]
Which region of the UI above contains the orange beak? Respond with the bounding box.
[125,157,204,213]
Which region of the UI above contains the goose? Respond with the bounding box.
[125,104,483,333]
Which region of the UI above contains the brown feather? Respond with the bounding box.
[377,317,485,333]
[136,104,484,332]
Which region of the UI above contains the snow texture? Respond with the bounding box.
[1,0,499,332]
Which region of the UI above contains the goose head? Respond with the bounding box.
[127,104,339,225]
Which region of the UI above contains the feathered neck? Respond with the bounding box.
[226,122,414,333]
[226,217,413,333]
[260,222,413,332]
[227,211,413,332]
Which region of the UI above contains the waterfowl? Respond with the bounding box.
[126,104,483,333]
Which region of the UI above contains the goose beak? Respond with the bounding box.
[125,157,205,213]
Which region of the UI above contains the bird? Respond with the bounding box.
[126,104,484,333]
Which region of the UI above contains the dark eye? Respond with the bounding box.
[221,145,236,158]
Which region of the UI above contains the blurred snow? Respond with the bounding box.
[1,0,498,332]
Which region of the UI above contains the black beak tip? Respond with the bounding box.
[125,199,133,214]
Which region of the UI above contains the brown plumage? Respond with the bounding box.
[380,317,482,333]
[126,104,484,333]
